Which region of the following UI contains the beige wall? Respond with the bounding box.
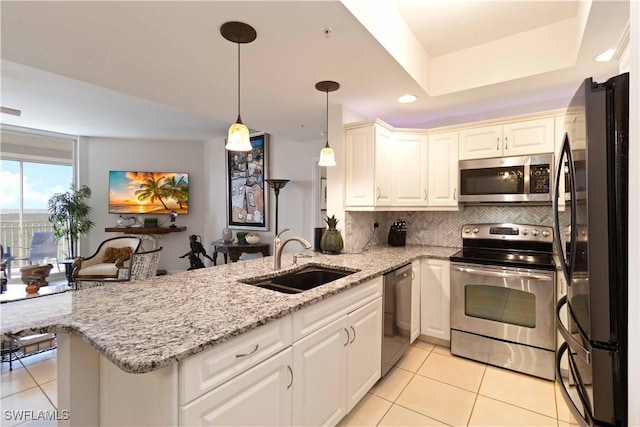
[82,134,325,272]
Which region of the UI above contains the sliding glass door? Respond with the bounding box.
[0,127,74,280]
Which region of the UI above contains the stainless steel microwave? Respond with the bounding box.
[458,154,554,203]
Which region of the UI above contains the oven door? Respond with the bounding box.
[451,263,555,350]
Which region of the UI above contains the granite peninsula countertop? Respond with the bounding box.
[0,244,458,374]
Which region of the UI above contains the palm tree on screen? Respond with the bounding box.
[135,176,170,210]
[161,176,188,209]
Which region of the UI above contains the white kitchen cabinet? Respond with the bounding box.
[427,131,459,208]
[344,122,393,207]
[459,118,554,160]
[391,131,429,207]
[180,348,293,427]
[420,259,451,343]
[458,124,503,160]
[179,316,292,405]
[411,260,421,343]
[346,298,383,411]
[292,297,382,426]
[345,121,458,210]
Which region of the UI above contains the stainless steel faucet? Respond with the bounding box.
[273,228,311,270]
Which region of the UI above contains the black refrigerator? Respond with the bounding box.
[553,72,629,426]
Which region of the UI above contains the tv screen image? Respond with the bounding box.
[108,171,189,214]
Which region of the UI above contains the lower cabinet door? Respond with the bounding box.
[180,348,292,426]
[411,260,421,343]
[420,259,451,342]
[292,316,348,427]
[346,298,382,412]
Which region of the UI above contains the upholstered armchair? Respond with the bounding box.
[73,236,142,284]
[75,246,163,290]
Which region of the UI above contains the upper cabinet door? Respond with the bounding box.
[374,126,393,206]
[459,118,554,160]
[458,125,502,160]
[345,125,376,206]
[391,132,429,206]
[502,117,554,156]
[427,131,459,208]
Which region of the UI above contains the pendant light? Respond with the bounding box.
[221,21,256,151]
[316,81,340,167]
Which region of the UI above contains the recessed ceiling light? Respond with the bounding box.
[397,94,417,104]
[595,48,616,62]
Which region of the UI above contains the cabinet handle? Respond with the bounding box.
[350,326,356,344]
[496,137,500,150]
[505,136,509,150]
[287,365,293,389]
[376,187,381,200]
[423,189,427,201]
[411,270,415,280]
[344,328,350,346]
[453,188,456,200]
[235,343,259,358]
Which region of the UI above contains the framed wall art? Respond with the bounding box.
[226,133,268,230]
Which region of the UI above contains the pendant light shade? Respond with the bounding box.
[315,81,340,167]
[318,142,336,167]
[221,21,256,151]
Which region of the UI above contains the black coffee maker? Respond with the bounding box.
[387,219,407,246]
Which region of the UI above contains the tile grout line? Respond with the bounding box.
[464,364,488,426]
[18,356,57,411]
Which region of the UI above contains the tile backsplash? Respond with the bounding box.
[345,205,553,253]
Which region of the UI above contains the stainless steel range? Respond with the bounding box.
[450,223,556,380]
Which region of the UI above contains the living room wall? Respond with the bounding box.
[82,137,206,272]
[204,133,326,266]
[82,133,324,273]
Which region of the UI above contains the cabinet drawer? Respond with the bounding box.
[292,276,382,341]
[180,316,292,405]
[180,348,292,427]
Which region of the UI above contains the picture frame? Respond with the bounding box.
[320,177,327,211]
[226,133,268,230]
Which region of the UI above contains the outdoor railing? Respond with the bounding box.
[1,221,64,267]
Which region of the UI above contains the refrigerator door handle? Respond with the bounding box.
[556,296,591,364]
[553,133,577,283]
[556,343,594,426]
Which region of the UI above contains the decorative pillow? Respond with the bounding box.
[103,247,133,267]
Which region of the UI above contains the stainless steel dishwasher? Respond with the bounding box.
[381,263,412,377]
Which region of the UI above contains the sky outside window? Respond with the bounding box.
[0,159,72,211]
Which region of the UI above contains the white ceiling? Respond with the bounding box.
[0,0,629,142]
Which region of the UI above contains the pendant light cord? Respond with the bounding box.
[325,89,329,144]
[237,42,241,120]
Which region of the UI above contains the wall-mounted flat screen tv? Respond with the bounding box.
[108,171,189,214]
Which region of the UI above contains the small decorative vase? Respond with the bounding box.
[222,227,233,243]
[26,280,40,294]
[245,233,260,244]
[320,215,344,255]
[236,232,248,245]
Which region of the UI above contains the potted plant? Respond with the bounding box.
[320,215,344,255]
[48,184,95,260]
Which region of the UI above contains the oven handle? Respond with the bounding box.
[451,265,553,281]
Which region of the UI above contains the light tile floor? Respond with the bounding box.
[339,341,580,427]
[1,349,58,427]
[0,341,579,427]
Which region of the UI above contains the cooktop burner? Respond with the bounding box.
[450,223,556,271]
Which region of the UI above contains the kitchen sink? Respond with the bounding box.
[241,265,358,294]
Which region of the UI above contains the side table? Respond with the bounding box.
[211,241,270,266]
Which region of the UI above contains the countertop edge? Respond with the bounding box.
[1,245,459,373]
